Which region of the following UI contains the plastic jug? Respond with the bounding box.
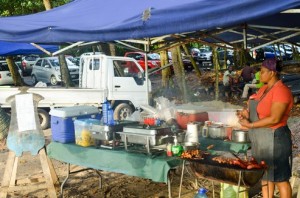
[102,99,110,124]
[194,188,208,198]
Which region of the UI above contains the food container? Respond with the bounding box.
[175,105,209,129]
[208,125,227,139]
[231,130,250,143]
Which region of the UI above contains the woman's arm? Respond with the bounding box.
[239,102,289,129]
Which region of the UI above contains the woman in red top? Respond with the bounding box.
[237,59,293,198]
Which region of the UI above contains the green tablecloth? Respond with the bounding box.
[199,138,250,154]
[47,142,181,183]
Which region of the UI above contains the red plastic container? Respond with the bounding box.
[176,109,209,129]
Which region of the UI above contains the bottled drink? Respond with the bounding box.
[202,122,208,138]
[194,188,208,198]
[171,136,183,157]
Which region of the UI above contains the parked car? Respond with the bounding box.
[21,55,39,76]
[190,48,201,62]
[199,48,213,62]
[124,52,160,71]
[253,46,287,61]
[217,50,234,66]
[31,57,79,86]
[0,62,14,85]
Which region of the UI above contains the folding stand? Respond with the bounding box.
[0,148,58,198]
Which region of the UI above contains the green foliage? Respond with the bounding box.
[0,0,71,16]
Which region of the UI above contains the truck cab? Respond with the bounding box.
[79,54,151,119]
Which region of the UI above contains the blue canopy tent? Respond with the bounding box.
[0,0,299,44]
[0,41,58,56]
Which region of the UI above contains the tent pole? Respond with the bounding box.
[251,32,300,51]
[243,24,247,49]
[52,41,83,56]
[30,43,52,56]
[144,38,150,105]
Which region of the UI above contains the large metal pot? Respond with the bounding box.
[231,130,250,143]
[208,125,227,139]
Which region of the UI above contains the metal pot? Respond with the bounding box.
[208,125,227,139]
[231,130,250,143]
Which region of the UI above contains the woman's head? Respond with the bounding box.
[260,59,281,83]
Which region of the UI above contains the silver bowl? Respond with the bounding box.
[183,142,200,151]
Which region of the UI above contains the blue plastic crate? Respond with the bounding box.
[50,106,101,143]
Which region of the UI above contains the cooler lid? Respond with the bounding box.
[49,105,99,117]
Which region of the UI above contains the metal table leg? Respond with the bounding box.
[60,163,103,197]
[178,160,186,198]
[168,174,172,198]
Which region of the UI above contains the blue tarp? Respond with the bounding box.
[0,0,299,43]
[0,41,58,56]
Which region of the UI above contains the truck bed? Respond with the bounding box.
[0,87,105,108]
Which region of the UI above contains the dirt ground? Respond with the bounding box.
[1,71,300,197]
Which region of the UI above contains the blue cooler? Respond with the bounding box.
[49,106,100,143]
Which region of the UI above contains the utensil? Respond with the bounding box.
[231,130,250,143]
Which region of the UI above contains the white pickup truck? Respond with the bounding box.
[0,54,151,129]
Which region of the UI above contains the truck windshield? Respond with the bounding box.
[113,60,141,77]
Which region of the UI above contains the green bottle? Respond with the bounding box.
[171,136,183,157]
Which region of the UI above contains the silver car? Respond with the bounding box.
[31,57,79,86]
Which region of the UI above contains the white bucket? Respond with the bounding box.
[185,122,199,143]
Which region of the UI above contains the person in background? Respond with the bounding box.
[237,58,293,198]
[240,62,254,83]
[241,67,264,99]
[223,66,236,95]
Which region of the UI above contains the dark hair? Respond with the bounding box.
[276,60,283,73]
[246,62,250,67]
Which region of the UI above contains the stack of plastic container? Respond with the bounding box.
[49,105,100,143]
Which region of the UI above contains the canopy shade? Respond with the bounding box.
[0,0,299,44]
[0,41,58,56]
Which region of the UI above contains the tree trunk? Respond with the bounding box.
[59,55,75,87]
[176,46,188,102]
[170,47,188,102]
[109,43,116,56]
[212,47,220,100]
[159,49,171,88]
[43,0,52,10]
[6,56,24,86]
[182,44,202,78]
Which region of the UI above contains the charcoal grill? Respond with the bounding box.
[188,156,265,187]
[117,125,174,154]
[178,155,265,198]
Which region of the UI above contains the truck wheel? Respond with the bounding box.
[114,103,133,120]
[38,109,50,130]
[50,75,58,86]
